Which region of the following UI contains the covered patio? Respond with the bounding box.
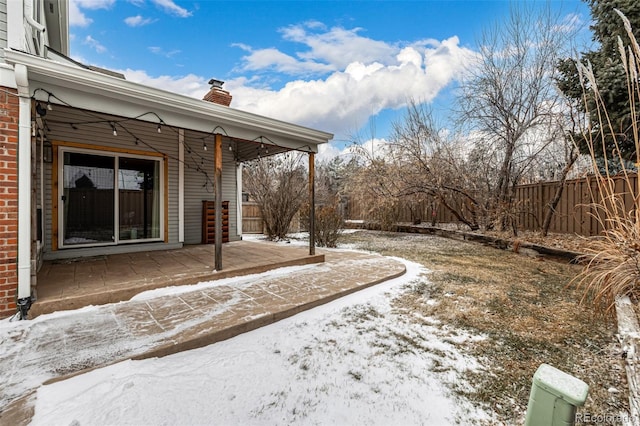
[2,48,332,319]
[31,240,325,317]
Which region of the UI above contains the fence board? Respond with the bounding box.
[242,202,263,234]
[345,173,638,236]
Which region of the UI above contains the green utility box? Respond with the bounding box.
[524,363,589,426]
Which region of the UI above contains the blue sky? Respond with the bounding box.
[69,0,592,158]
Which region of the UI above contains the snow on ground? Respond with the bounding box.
[29,257,493,425]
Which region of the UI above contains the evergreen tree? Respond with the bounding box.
[557,0,640,161]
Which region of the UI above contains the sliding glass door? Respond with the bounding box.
[62,151,115,245]
[60,147,163,248]
[118,157,161,241]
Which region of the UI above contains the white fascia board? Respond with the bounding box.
[0,63,17,89]
[7,0,26,52]
[3,50,333,152]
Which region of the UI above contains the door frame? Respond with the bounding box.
[52,141,168,250]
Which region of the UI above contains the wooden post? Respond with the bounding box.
[214,133,223,270]
[309,152,315,255]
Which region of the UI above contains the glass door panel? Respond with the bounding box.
[118,157,161,241]
[62,152,115,245]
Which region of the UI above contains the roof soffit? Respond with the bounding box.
[4,50,332,151]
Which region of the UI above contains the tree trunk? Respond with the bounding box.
[541,152,578,236]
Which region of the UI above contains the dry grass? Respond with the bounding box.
[572,209,640,315]
[569,10,640,315]
[340,230,628,424]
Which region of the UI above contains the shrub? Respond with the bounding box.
[571,10,640,315]
[314,203,344,248]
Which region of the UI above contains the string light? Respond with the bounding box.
[29,87,315,194]
[35,102,47,117]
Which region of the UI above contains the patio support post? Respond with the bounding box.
[309,152,315,255]
[214,133,223,270]
[178,129,184,243]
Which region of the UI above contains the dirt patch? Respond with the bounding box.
[339,230,628,424]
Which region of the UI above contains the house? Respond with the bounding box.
[0,0,332,319]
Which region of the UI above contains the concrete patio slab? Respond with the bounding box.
[0,246,406,425]
[32,241,325,317]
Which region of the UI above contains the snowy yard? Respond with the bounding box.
[2,230,625,425]
[28,257,493,425]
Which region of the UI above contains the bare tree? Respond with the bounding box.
[306,158,354,247]
[348,101,485,231]
[458,4,570,233]
[243,153,307,240]
[388,101,485,230]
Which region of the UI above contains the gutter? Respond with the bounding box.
[2,50,333,148]
[14,63,33,319]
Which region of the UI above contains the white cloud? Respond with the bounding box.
[236,24,402,77]
[317,143,343,162]
[152,0,192,17]
[119,69,210,99]
[228,36,476,138]
[69,0,114,27]
[75,0,115,6]
[317,138,389,162]
[83,35,107,53]
[125,15,155,27]
[281,24,398,69]
[238,47,334,75]
[554,13,584,34]
[69,1,92,27]
[98,24,476,148]
[148,46,181,58]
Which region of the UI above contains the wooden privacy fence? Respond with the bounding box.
[242,202,264,234]
[345,199,457,227]
[240,202,303,234]
[515,173,638,236]
[345,173,639,237]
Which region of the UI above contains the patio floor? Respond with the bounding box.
[32,240,324,317]
[1,247,407,424]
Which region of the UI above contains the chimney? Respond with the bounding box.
[203,78,232,107]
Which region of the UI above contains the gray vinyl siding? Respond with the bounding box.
[0,0,7,49]
[42,106,181,254]
[183,130,239,244]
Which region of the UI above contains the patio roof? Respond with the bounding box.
[3,49,333,158]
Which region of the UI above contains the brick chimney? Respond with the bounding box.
[203,78,232,107]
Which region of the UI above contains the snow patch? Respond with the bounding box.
[29,258,493,425]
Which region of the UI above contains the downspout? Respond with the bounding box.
[24,0,46,56]
[15,64,33,319]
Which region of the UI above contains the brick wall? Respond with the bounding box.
[0,86,19,318]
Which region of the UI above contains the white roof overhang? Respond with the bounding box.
[4,49,333,154]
